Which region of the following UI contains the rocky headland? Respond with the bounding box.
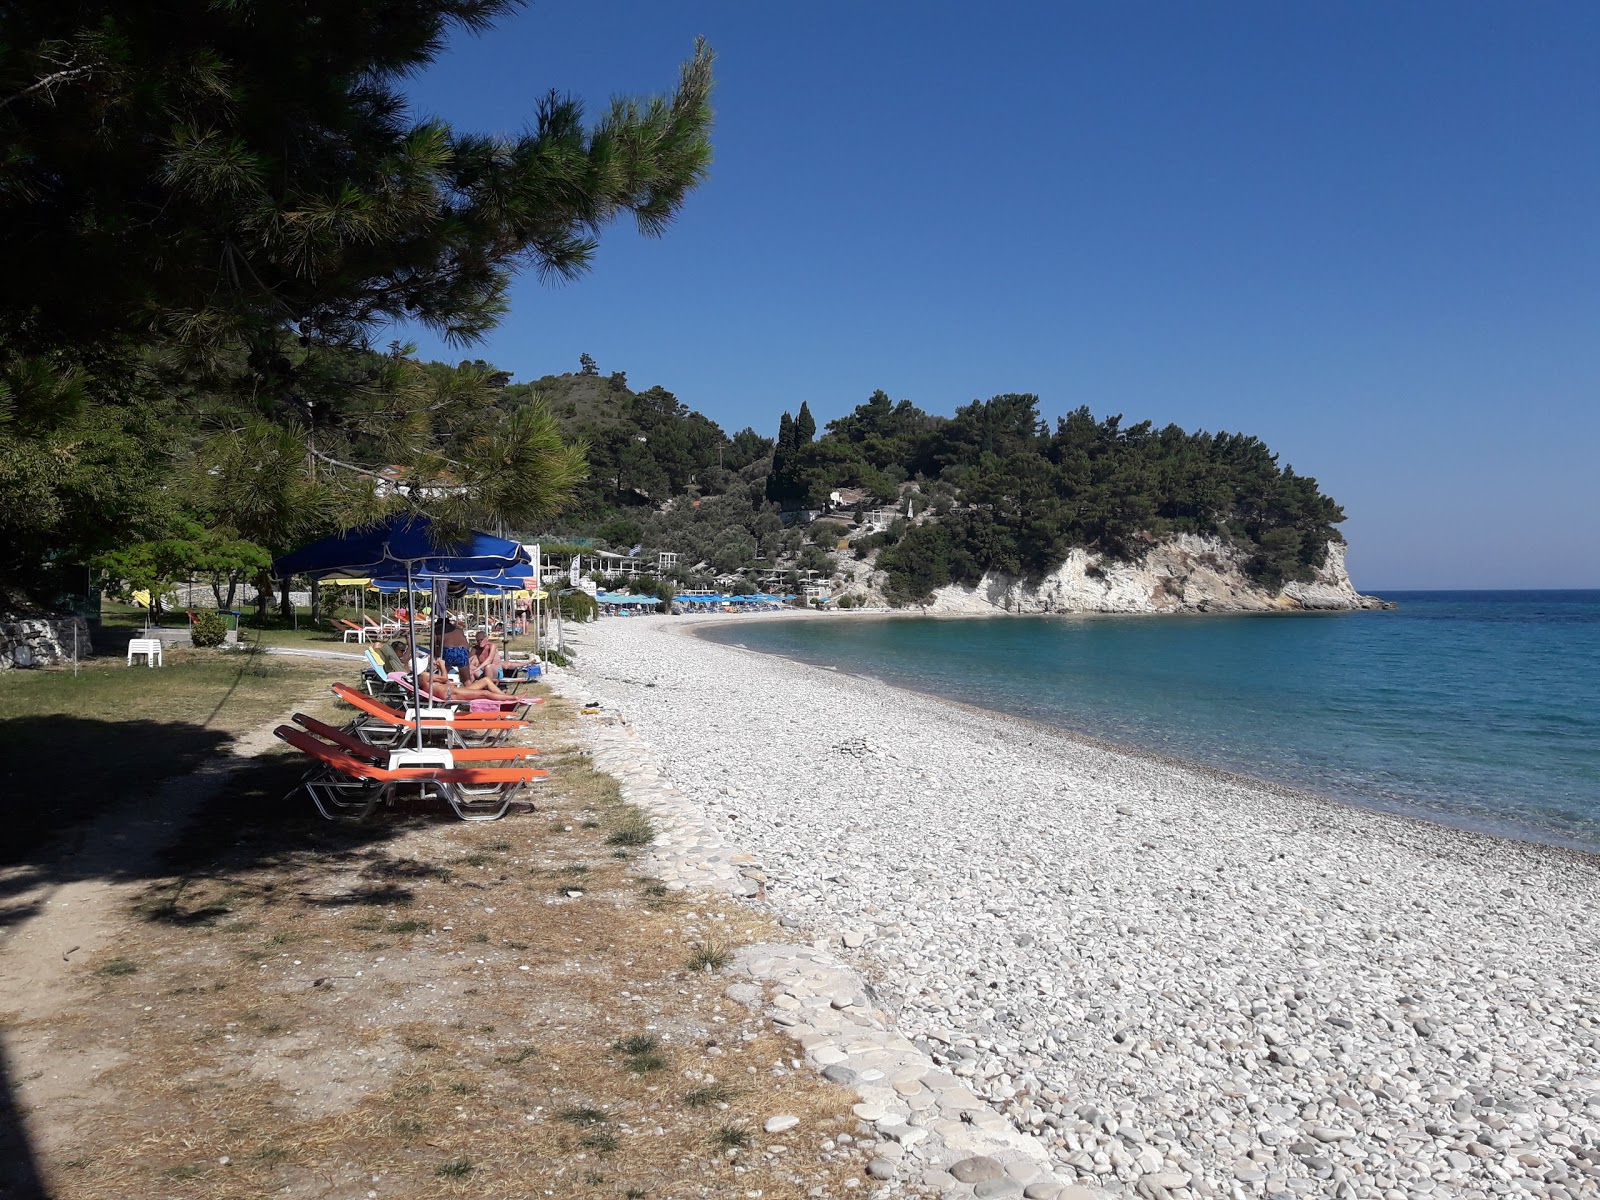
[913,538,1392,616]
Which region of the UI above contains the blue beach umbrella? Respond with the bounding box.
[273,513,531,748]
[272,512,528,581]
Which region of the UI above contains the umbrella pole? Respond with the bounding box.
[405,561,424,750]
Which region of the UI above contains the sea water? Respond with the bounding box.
[699,591,1600,852]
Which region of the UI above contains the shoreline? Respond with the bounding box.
[561,615,1600,1199]
[680,611,1600,865]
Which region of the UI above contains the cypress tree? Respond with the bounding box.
[795,401,817,443]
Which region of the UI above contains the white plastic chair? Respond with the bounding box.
[127,638,163,667]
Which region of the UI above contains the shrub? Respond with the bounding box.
[191,610,228,647]
[559,591,598,622]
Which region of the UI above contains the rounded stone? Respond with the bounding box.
[950,1155,1007,1184]
[974,1179,1023,1199]
[764,1114,800,1134]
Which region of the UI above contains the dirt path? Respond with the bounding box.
[0,719,293,1022]
[0,687,322,1200]
[0,689,876,1200]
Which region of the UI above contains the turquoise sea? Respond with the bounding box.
[700,592,1600,853]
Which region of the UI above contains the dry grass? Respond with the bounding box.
[15,692,875,1199]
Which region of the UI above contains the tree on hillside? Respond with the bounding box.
[766,411,800,505]
[580,354,600,376]
[725,427,775,472]
[795,401,817,444]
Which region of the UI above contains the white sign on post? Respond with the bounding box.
[569,557,581,587]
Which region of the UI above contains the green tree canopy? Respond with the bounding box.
[1,3,714,355]
[0,2,713,606]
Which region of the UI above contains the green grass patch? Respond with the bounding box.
[612,1033,667,1073]
[687,939,731,972]
[605,820,655,848]
[714,1124,752,1150]
[0,650,330,865]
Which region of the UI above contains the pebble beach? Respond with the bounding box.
[563,614,1600,1200]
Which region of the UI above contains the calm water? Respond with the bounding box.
[700,592,1600,852]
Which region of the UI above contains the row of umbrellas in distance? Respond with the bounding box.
[598,592,797,606]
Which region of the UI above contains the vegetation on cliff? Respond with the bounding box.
[519,368,1347,603]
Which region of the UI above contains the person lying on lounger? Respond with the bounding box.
[415,657,515,703]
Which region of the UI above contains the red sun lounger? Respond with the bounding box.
[275,725,547,822]
[291,712,541,765]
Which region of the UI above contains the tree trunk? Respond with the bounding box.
[212,578,225,608]
[254,570,272,619]
[224,577,238,610]
[309,581,321,623]
[279,577,293,619]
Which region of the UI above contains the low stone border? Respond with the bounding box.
[550,671,1103,1200]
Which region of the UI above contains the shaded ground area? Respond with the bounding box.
[0,651,338,869]
[0,658,872,1199]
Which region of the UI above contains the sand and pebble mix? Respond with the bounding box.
[553,614,1600,1200]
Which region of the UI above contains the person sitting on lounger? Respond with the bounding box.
[471,631,505,680]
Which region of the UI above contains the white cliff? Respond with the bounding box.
[915,536,1389,615]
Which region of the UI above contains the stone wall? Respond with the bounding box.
[0,616,94,669]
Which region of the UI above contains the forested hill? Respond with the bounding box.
[499,360,1347,603]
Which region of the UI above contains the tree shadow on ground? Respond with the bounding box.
[0,714,451,932]
[1,717,234,874]
[0,1040,47,1200]
[0,718,472,1196]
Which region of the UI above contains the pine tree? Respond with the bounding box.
[0,4,715,358]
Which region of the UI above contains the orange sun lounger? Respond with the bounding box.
[275,725,547,822]
[291,712,541,765]
[331,682,527,747]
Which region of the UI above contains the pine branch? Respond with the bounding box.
[0,63,95,113]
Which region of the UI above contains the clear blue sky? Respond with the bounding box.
[401,1,1599,590]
